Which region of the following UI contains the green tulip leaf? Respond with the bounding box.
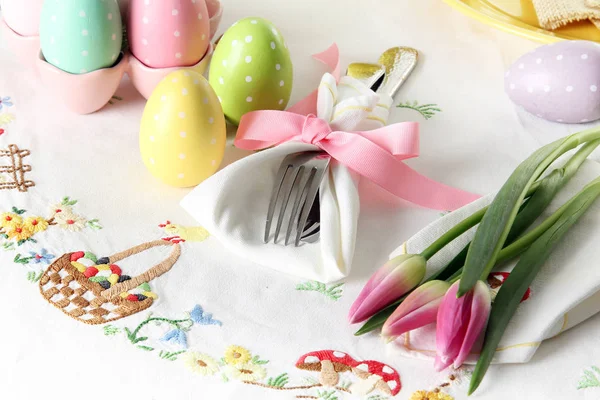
[469,178,600,395]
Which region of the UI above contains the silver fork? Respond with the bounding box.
[264,151,331,246]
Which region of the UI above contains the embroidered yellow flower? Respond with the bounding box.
[0,212,22,229]
[55,212,87,231]
[224,345,252,365]
[224,363,267,382]
[6,224,33,241]
[24,216,49,233]
[409,390,454,400]
[182,352,220,376]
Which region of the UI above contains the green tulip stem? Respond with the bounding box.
[420,137,600,262]
[485,174,600,278]
[420,182,541,261]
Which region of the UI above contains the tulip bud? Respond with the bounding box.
[382,280,450,339]
[348,254,426,324]
[435,280,491,371]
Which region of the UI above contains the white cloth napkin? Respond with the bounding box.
[388,160,600,364]
[181,73,393,282]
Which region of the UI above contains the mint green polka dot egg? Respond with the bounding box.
[40,0,123,74]
[209,17,293,125]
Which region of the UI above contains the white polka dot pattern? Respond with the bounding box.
[140,70,227,187]
[505,41,600,123]
[127,0,210,69]
[40,0,123,74]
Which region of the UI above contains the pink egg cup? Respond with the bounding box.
[1,0,222,115]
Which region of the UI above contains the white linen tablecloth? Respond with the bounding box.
[1,1,600,399]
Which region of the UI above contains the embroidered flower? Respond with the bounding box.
[409,390,454,400]
[6,224,33,241]
[0,212,22,229]
[24,216,49,233]
[54,212,87,231]
[160,329,188,348]
[183,352,220,376]
[28,248,55,264]
[224,345,252,365]
[0,97,14,111]
[49,203,73,217]
[224,363,267,382]
[190,304,222,326]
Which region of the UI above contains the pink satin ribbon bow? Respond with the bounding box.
[234,45,480,211]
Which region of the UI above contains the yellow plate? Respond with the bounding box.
[443,0,600,43]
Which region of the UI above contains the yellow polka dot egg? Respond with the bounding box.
[210,17,293,125]
[140,70,226,188]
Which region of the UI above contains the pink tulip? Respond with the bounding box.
[382,280,450,338]
[434,280,491,371]
[348,254,426,324]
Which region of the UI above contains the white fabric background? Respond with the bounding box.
[1,1,600,399]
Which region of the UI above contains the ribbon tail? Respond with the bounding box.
[288,43,340,116]
[379,163,481,211]
[322,132,480,211]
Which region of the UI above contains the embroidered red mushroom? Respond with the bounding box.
[487,272,531,302]
[350,360,401,396]
[295,350,357,387]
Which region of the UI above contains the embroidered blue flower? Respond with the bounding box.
[161,329,188,348]
[190,305,222,326]
[0,97,13,111]
[28,248,55,264]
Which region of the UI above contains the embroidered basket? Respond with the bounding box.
[39,240,181,325]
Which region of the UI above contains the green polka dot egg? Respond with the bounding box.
[40,0,123,74]
[209,17,293,125]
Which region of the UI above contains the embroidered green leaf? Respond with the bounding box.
[138,282,152,291]
[86,219,103,230]
[221,373,230,382]
[578,366,600,389]
[302,376,320,385]
[219,357,227,366]
[103,325,121,336]
[2,242,14,251]
[11,206,26,215]
[133,336,148,344]
[159,350,186,361]
[13,254,31,264]
[366,395,388,400]
[338,380,351,390]
[251,354,270,365]
[26,270,43,283]
[266,373,289,388]
[17,239,25,246]
[316,390,339,400]
[396,101,442,120]
[137,345,154,351]
[296,281,344,301]
[61,197,78,206]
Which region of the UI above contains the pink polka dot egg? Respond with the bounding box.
[128,0,210,69]
[505,41,600,124]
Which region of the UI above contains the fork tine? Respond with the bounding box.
[264,162,293,243]
[285,167,316,245]
[295,165,328,247]
[273,166,305,243]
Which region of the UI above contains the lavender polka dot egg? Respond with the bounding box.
[505,41,600,124]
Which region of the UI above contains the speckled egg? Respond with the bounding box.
[505,41,600,124]
[209,17,293,125]
[40,0,123,74]
[140,70,226,188]
[128,0,210,68]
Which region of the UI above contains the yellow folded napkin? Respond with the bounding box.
[532,0,600,29]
